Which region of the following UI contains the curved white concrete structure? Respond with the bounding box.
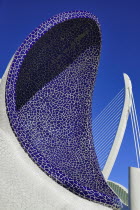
[102,73,132,180]
[107,180,128,206]
[129,167,140,210]
[0,59,111,210]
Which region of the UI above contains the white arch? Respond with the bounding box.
[102,73,132,180]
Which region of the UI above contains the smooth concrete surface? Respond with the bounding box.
[0,60,112,210]
[129,167,140,210]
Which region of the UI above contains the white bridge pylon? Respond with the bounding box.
[93,73,132,180]
[102,73,132,179]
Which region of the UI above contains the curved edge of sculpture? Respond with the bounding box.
[107,180,128,206]
[102,73,132,180]
[0,11,120,208]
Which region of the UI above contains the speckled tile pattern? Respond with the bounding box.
[5,11,122,209]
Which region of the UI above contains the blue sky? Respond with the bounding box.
[0,0,140,189]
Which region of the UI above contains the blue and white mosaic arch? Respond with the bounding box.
[6,11,122,209]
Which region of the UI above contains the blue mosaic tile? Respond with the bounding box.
[6,11,122,209]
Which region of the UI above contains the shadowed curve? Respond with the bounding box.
[16,18,100,110]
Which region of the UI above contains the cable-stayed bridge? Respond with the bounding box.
[93,73,140,176]
[93,73,140,209]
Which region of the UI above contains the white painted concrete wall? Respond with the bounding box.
[129,167,140,210]
[0,60,111,210]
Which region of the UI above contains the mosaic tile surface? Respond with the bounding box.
[5,11,122,209]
